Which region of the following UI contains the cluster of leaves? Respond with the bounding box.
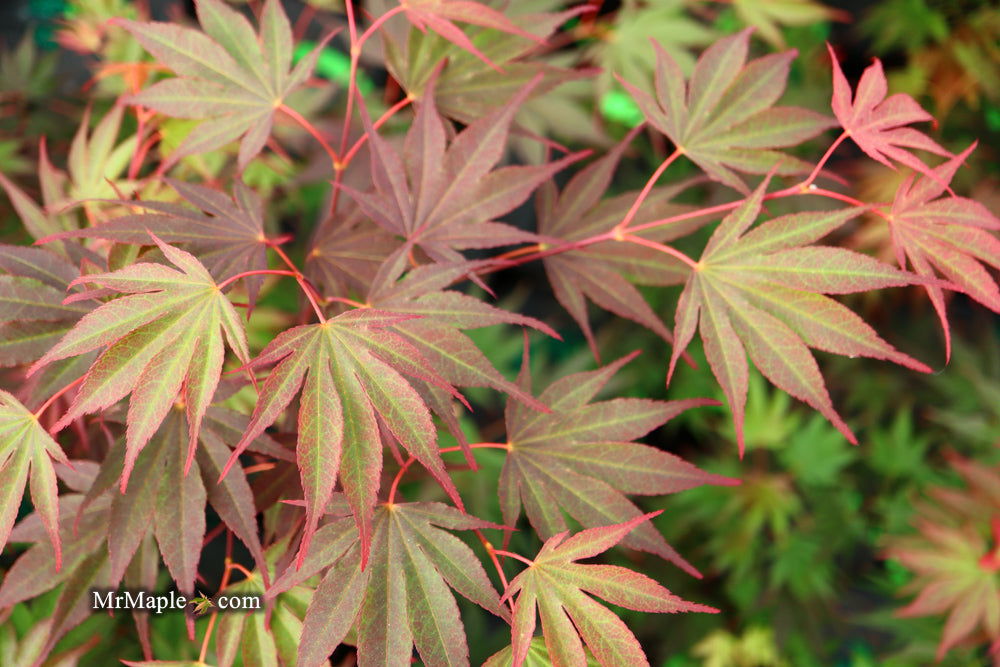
[0,0,997,666]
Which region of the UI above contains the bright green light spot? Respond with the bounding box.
[600,90,643,128]
[293,42,374,95]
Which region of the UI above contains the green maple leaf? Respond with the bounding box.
[621,28,836,193]
[500,346,736,577]
[667,176,931,454]
[28,236,250,490]
[117,0,324,170]
[189,591,215,615]
[503,513,717,667]
[266,502,507,667]
[220,308,469,569]
[0,391,69,569]
[732,0,844,48]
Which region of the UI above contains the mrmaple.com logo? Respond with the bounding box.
[90,588,261,614]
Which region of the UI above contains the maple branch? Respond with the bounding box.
[492,549,535,567]
[803,131,848,188]
[326,295,369,309]
[622,234,700,271]
[278,103,339,167]
[615,147,683,234]
[341,94,413,167]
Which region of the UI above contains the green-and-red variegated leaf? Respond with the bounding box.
[39,179,271,306]
[668,177,931,455]
[29,236,249,490]
[294,502,506,667]
[621,29,836,194]
[827,43,951,180]
[117,0,324,169]
[0,391,69,569]
[220,309,468,568]
[399,0,543,69]
[344,78,583,268]
[887,143,1000,359]
[504,514,717,667]
[501,350,734,577]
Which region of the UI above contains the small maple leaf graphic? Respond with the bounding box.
[188,591,215,616]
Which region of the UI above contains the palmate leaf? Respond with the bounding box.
[667,177,931,454]
[266,502,506,667]
[384,7,585,123]
[537,131,711,357]
[399,0,543,68]
[827,43,951,180]
[344,78,582,270]
[0,244,91,368]
[0,463,114,656]
[0,391,69,569]
[886,143,1000,358]
[500,346,735,577]
[28,236,250,489]
[503,514,717,667]
[220,308,470,569]
[884,459,1000,660]
[732,0,845,49]
[117,0,323,170]
[306,204,399,300]
[622,28,836,194]
[41,179,271,306]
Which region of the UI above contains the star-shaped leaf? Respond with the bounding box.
[41,179,271,306]
[220,308,467,569]
[267,502,507,667]
[622,29,836,193]
[399,0,543,68]
[733,0,845,49]
[503,513,717,667]
[667,177,931,454]
[344,78,582,267]
[29,236,250,489]
[537,131,712,357]
[118,0,324,170]
[0,391,69,569]
[884,458,1000,660]
[500,347,734,577]
[887,142,1000,359]
[827,43,952,180]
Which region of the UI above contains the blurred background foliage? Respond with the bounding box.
[0,0,998,665]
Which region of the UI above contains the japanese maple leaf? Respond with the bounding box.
[400,0,543,69]
[366,261,554,461]
[733,0,846,49]
[621,28,836,194]
[0,244,92,367]
[41,179,272,306]
[266,502,507,667]
[344,77,582,266]
[117,0,324,170]
[0,391,69,569]
[884,459,1000,660]
[827,43,952,180]
[667,177,931,455]
[306,203,399,300]
[384,7,586,122]
[537,129,712,358]
[219,308,467,569]
[500,346,735,577]
[503,514,717,667]
[887,142,1000,359]
[28,236,250,489]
